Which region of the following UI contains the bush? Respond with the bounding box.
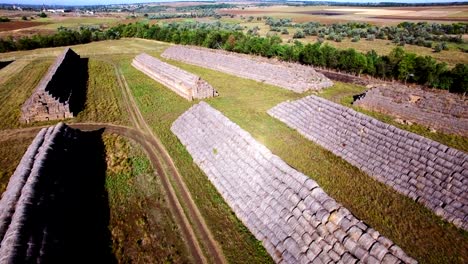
[293,30,305,39]
[0,17,10,22]
[423,40,433,48]
[352,36,360,42]
[281,28,289,35]
[38,12,47,18]
[366,34,375,41]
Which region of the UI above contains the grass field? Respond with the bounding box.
[0,59,52,130]
[0,39,467,263]
[116,41,467,263]
[74,59,130,125]
[119,57,273,264]
[0,136,34,194]
[0,57,129,130]
[104,133,191,263]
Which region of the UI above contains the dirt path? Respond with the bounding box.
[113,60,226,264]
[0,58,227,264]
[0,123,212,263]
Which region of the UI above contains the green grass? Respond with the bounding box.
[104,134,191,263]
[74,59,130,125]
[119,57,274,264]
[1,39,466,263]
[316,82,468,153]
[120,46,467,263]
[33,17,119,30]
[0,136,34,194]
[0,59,52,129]
[0,57,130,129]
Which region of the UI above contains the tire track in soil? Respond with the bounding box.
[0,123,209,263]
[113,62,227,264]
[0,58,227,264]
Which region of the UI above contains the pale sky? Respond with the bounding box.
[3,0,467,6]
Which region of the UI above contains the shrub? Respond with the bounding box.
[293,30,305,39]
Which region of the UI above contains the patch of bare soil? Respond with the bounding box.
[370,15,468,22]
[0,21,47,32]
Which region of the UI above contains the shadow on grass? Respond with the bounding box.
[0,60,13,70]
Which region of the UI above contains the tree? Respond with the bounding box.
[38,12,47,18]
[397,53,416,82]
[450,64,468,94]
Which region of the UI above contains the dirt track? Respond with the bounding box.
[0,59,226,263]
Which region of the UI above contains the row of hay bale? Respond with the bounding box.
[20,48,80,124]
[0,123,65,262]
[161,45,333,93]
[354,85,468,136]
[268,95,467,230]
[0,123,110,262]
[171,102,415,264]
[132,53,218,101]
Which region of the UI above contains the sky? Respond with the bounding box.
[3,0,467,6]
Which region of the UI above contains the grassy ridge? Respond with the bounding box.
[104,134,191,263]
[119,57,274,264]
[121,47,466,263]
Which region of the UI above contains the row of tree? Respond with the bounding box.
[0,22,466,94]
[265,20,467,48]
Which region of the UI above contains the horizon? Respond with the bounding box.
[3,0,468,7]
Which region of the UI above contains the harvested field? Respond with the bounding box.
[161,45,333,93]
[132,53,217,100]
[74,59,130,125]
[0,60,30,86]
[0,61,12,70]
[370,16,468,22]
[0,59,52,130]
[269,95,468,230]
[222,5,468,24]
[354,85,468,136]
[1,38,466,263]
[0,21,47,32]
[172,102,415,263]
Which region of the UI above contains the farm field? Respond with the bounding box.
[220,5,468,24]
[104,133,192,262]
[0,11,125,38]
[0,28,467,264]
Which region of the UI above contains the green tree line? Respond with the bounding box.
[0,22,466,94]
